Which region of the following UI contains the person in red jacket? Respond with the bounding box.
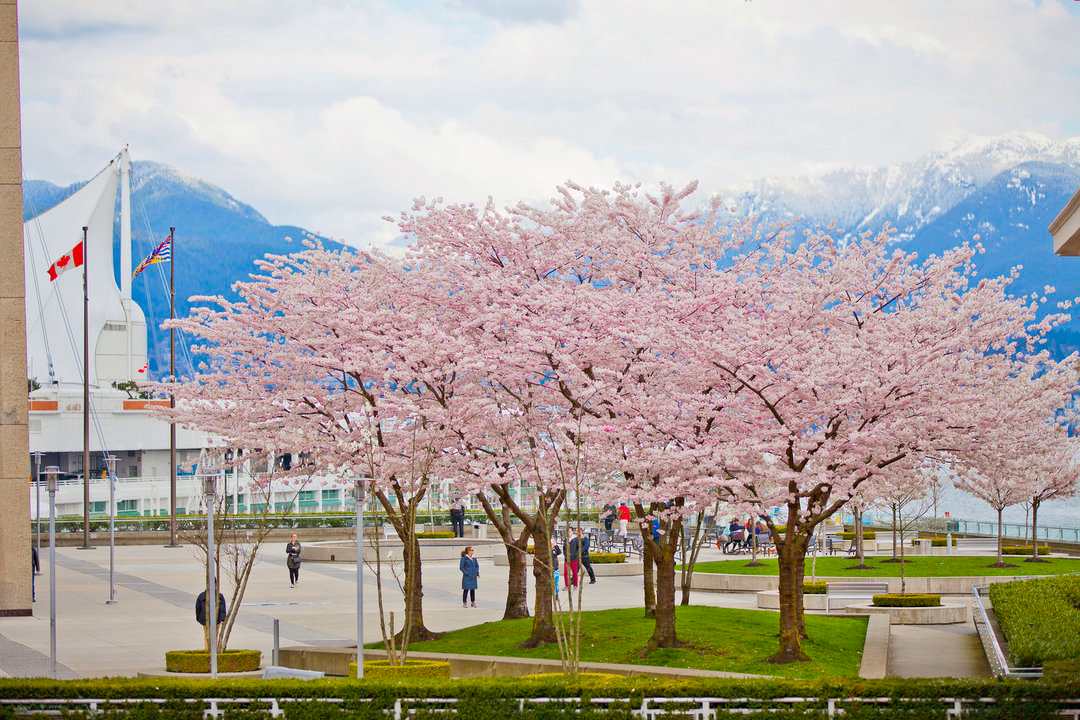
[617,502,631,537]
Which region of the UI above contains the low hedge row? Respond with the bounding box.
[588,552,626,564]
[346,659,450,679]
[415,531,456,539]
[1044,659,1080,683]
[2,677,1080,701]
[1002,544,1051,555]
[839,531,876,540]
[803,581,827,594]
[164,650,261,673]
[914,535,957,547]
[989,575,1080,666]
[871,594,941,608]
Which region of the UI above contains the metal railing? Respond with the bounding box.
[971,583,1042,679]
[4,695,1080,719]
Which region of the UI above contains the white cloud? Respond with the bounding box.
[17,0,1080,248]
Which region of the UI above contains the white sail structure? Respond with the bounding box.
[23,149,147,389]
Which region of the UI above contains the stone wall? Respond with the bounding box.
[0,0,31,615]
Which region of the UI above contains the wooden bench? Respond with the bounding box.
[825,581,889,614]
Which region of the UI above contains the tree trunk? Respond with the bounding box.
[642,538,656,618]
[995,506,1004,567]
[523,520,558,647]
[794,546,807,639]
[771,533,809,664]
[890,503,898,560]
[504,544,531,619]
[1026,499,1045,563]
[650,547,679,649]
[398,531,438,642]
[855,506,867,568]
[899,521,906,594]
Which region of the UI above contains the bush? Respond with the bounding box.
[1044,659,1080,683]
[803,581,827,595]
[871,594,941,608]
[164,650,261,673]
[1002,545,1051,556]
[588,552,626,564]
[346,659,450,680]
[839,531,876,540]
[416,531,456,539]
[913,535,957,547]
[990,575,1080,666]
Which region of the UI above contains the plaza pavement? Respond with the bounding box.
[0,543,986,678]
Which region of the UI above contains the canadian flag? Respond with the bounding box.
[136,363,148,374]
[46,240,84,282]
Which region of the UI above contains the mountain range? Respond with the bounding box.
[23,131,1080,376]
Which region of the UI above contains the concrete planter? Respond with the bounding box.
[844,602,969,625]
[755,590,867,611]
[693,572,1054,595]
[304,538,505,563]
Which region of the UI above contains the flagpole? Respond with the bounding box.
[167,227,179,548]
[81,225,92,550]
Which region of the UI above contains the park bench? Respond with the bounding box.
[825,581,889,614]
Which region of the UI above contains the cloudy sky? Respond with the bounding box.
[17,0,1080,248]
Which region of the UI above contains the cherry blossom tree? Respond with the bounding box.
[1026,434,1080,562]
[158,245,473,644]
[675,230,1076,663]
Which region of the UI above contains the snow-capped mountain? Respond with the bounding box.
[719,131,1080,358]
[23,161,339,378]
[721,131,1080,239]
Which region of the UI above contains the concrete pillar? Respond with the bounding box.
[0,0,31,616]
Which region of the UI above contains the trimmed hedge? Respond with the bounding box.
[588,552,626,564]
[839,531,876,540]
[164,649,261,673]
[1002,544,1051,556]
[871,594,941,608]
[914,535,957,547]
[990,575,1080,666]
[1044,659,1080,683]
[803,581,827,595]
[416,531,456,539]
[346,659,450,680]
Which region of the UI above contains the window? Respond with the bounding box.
[118,500,138,513]
[89,501,106,514]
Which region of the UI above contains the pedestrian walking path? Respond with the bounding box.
[886,611,991,678]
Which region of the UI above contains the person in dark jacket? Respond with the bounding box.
[551,544,562,590]
[601,504,615,535]
[31,547,39,601]
[565,534,581,589]
[577,528,596,584]
[459,546,479,607]
[450,499,466,538]
[286,533,302,587]
[195,590,227,626]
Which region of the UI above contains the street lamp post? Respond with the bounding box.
[45,465,59,679]
[32,452,43,570]
[204,470,219,678]
[105,455,118,604]
[355,480,365,680]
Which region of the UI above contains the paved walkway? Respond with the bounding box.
[886,605,991,678]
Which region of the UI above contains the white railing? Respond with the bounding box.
[971,584,1043,679]
[4,696,1080,719]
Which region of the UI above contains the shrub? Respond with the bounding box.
[839,531,876,540]
[164,650,261,673]
[346,659,450,680]
[416,531,456,539]
[913,535,958,547]
[989,575,1080,666]
[803,581,827,595]
[871,594,941,608]
[1002,545,1051,556]
[1044,659,1080,683]
[589,552,626,564]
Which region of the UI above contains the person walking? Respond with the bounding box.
[578,528,596,584]
[286,533,302,587]
[450,498,466,538]
[550,544,562,591]
[459,546,479,607]
[565,533,582,589]
[617,503,631,537]
[601,504,615,536]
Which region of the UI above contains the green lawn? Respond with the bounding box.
[689,556,1080,577]
[398,606,867,680]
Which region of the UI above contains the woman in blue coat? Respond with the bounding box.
[459,546,479,608]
